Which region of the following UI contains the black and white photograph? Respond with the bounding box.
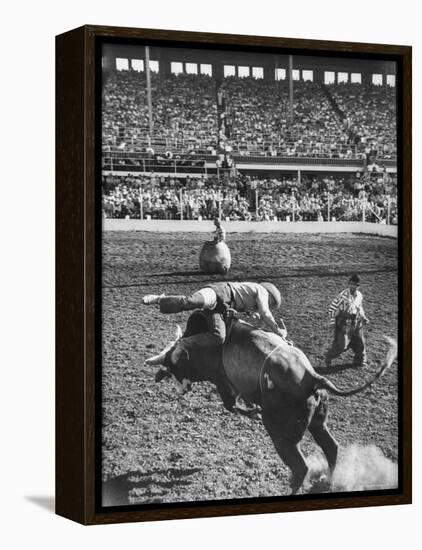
[100,41,400,508]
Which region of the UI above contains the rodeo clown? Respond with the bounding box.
[143,281,288,361]
[325,273,370,368]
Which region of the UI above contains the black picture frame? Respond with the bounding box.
[56,25,412,525]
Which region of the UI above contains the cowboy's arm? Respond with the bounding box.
[256,293,286,336]
[260,309,282,333]
[358,292,369,323]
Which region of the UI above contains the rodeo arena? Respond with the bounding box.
[101,44,399,507]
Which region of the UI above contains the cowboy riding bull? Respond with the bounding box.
[146,310,397,494]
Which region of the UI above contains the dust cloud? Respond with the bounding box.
[306,444,398,493]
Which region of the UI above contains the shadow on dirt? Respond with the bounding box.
[102,467,202,506]
[103,266,395,290]
[148,270,204,277]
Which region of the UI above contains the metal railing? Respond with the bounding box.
[102,152,397,175]
[102,130,397,162]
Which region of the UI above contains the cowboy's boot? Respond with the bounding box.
[142,293,165,305]
[159,296,189,313]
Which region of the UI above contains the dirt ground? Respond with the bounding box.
[101,231,398,507]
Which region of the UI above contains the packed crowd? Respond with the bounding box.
[102,172,397,224]
[102,70,397,161]
[328,83,397,160]
[223,78,353,158]
[103,71,217,155]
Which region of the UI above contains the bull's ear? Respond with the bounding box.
[175,325,183,340]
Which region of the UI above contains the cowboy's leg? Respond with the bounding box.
[205,310,226,344]
[172,311,225,361]
[144,288,218,313]
[181,312,239,411]
[325,323,346,365]
[350,326,367,367]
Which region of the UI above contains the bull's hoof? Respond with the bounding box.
[290,479,306,495]
[234,397,261,418]
[235,407,262,420]
[155,368,170,383]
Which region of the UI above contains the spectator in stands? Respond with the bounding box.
[102,171,397,224]
[102,69,396,164]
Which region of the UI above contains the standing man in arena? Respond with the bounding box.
[325,274,369,368]
[213,217,226,242]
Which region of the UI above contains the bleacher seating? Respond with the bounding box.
[102,70,397,162]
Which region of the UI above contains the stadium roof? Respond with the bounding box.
[102,43,397,74]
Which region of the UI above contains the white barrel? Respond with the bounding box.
[199,240,231,275]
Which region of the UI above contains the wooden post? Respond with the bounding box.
[180,188,183,221]
[255,188,259,217]
[327,192,331,222]
[145,46,153,136]
[288,55,294,125]
[292,191,295,222]
[387,196,391,225]
[218,191,222,219]
[362,191,366,222]
[139,189,144,220]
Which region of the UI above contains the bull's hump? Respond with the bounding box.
[231,321,294,358]
[250,328,290,352]
[234,321,314,366]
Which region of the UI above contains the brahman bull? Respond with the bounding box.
[146,310,397,494]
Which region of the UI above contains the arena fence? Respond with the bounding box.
[102,154,397,175]
[103,219,397,238]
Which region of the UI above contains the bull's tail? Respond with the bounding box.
[315,336,397,397]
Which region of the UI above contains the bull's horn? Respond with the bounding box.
[145,351,167,366]
[175,325,183,340]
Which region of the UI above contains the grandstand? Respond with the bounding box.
[101,44,397,224]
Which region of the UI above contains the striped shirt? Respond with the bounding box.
[328,288,366,325]
[214,225,226,242]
